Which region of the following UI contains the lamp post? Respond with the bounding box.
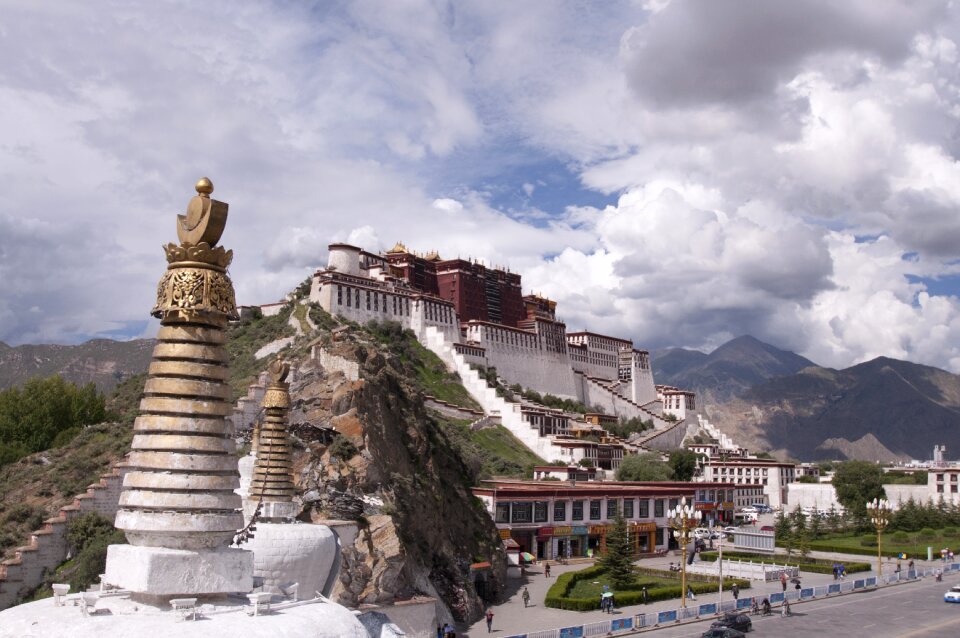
[668,496,702,608]
[867,498,891,580]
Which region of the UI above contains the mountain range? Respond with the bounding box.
[3,332,959,462]
[652,337,960,462]
[0,339,155,393]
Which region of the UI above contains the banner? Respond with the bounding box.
[610,618,632,631]
[699,603,717,615]
[559,626,584,638]
[800,588,814,599]
[657,610,677,624]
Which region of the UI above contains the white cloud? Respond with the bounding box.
[2,0,960,378]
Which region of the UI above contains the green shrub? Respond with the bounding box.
[944,527,960,538]
[698,550,870,575]
[328,435,358,461]
[859,534,877,547]
[892,531,910,543]
[918,528,937,540]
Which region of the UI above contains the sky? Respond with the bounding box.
[2,0,960,372]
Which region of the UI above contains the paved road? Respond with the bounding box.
[463,552,959,637]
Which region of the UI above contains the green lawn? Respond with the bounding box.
[438,418,544,479]
[790,530,960,559]
[569,574,664,597]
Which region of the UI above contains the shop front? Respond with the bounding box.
[538,526,589,560]
[695,501,736,525]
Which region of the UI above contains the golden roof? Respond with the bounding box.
[424,250,442,261]
[387,241,408,254]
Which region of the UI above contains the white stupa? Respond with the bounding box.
[0,179,368,638]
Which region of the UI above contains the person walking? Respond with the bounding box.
[521,587,530,608]
[485,609,494,633]
[780,571,788,592]
[641,586,649,605]
[436,624,443,638]
[731,583,739,601]
[545,562,551,577]
[687,586,696,601]
[781,597,791,618]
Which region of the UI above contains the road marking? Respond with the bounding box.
[896,615,960,637]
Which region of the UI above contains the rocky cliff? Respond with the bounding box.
[274,323,507,623]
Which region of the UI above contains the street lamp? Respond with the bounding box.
[668,496,702,608]
[866,497,891,580]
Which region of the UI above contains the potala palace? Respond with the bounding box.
[309,242,707,468]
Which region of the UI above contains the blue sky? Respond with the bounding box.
[2,0,960,373]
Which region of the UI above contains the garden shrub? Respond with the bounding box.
[859,534,877,547]
[892,531,910,543]
[918,527,937,540]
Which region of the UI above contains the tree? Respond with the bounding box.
[809,512,823,540]
[668,449,702,481]
[796,474,819,484]
[599,512,635,588]
[616,452,674,481]
[832,461,885,528]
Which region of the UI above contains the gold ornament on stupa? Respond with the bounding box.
[249,358,296,507]
[115,177,243,550]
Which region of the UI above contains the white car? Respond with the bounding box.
[945,585,960,603]
[723,526,738,534]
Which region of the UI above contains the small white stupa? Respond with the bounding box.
[0,179,368,637]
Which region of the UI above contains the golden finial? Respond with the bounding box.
[195,177,214,197]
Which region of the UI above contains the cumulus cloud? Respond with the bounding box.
[2,0,960,378]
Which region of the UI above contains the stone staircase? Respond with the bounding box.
[0,462,131,610]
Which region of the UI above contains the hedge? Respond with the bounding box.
[544,565,750,611]
[782,541,902,559]
[698,550,870,575]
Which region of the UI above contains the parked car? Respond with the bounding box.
[945,585,960,603]
[710,611,752,632]
[760,525,775,532]
[701,629,746,638]
[739,506,758,514]
[723,526,739,534]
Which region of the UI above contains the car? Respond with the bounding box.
[739,506,758,513]
[723,526,738,534]
[701,629,745,638]
[710,612,753,633]
[760,525,775,532]
[945,585,960,603]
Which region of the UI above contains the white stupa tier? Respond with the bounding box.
[0,595,369,637]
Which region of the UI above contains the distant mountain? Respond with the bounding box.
[0,339,155,393]
[652,335,816,403]
[705,356,960,462]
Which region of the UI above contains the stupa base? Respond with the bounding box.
[105,544,253,596]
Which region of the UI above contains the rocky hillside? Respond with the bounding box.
[277,318,510,621]
[704,357,960,462]
[0,339,155,393]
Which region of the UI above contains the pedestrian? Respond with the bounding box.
[780,571,788,592]
[521,586,530,608]
[687,586,696,601]
[731,583,739,601]
[908,559,915,576]
[781,597,791,618]
[437,624,443,638]
[485,609,494,633]
[443,622,455,638]
[896,559,901,574]
[545,562,551,577]
[609,593,615,612]
[641,586,649,605]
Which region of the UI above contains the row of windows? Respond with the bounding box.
[494,498,666,525]
[335,284,454,323]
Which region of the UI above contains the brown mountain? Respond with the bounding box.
[0,339,155,392]
[705,356,960,462]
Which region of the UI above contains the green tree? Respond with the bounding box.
[795,474,819,484]
[832,461,885,528]
[599,512,635,588]
[668,449,702,481]
[809,512,823,540]
[615,452,674,481]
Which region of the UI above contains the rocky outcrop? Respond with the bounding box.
[289,337,506,623]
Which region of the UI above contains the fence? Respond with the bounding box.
[503,560,958,638]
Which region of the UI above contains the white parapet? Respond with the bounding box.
[104,544,253,596]
[244,522,338,600]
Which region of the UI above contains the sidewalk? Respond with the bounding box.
[462,552,913,637]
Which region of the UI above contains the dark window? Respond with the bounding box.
[553,501,566,522]
[511,502,532,524]
[654,499,664,517]
[607,499,618,518]
[638,499,649,518]
[572,500,584,521]
[366,291,371,310]
[374,294,379,311]
[495,502,510,523]
[345,286,351,307]
[623,499,634,519]
[590,500,602,520]
[534,501,548,523]
[356,289,360,307]
[337,285,342,305]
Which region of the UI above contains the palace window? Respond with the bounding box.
[572,500,584,521]
[356,289,360,308]
[607,499,618,518]
[382,294,387,312]
[623,499,634,518]
[654,500,664,517]
[554,501,566,522]
[366,291,371,310]
[345,287,351,307]
[374,294,379,311]
[638,499,649,518]
[589,500,602,520]
[534,501,548,523]
[495,502,510,524]
[337,285,342,305]
[511,502,533,524]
